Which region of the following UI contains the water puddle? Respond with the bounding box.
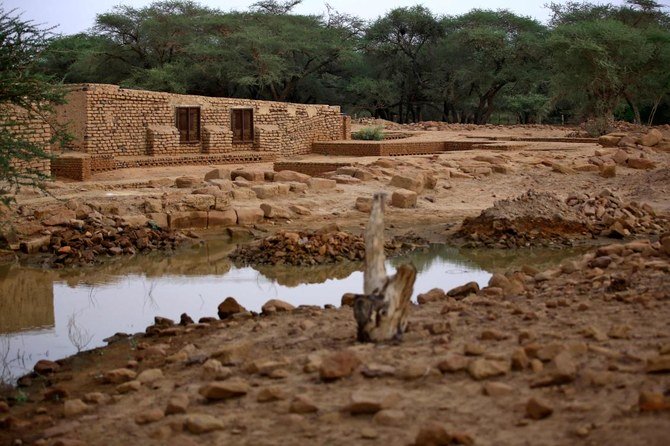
[0,239,587,382]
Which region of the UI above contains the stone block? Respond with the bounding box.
[147,213,169,229]
[175,176,201,189]
[260,203,291,219]
[274,170,311,183]
[208,210,237,227]
[390,173,424,193]
[169,211,208,229]
[204,168,231,181]
[251,184,280,199]
[232,170,264,182]
[181,195,215,211]
[391,189,417,208]
[235,207,264,225]
[307,178,337,190]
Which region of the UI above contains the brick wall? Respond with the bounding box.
[273,161,351,176]
[56,84,346,158]
[52,154,91,180]
[1,105,52,176]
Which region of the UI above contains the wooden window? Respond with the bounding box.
[231,108,254,143]
[176,107,200,143]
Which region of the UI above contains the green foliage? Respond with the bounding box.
[0,8,69,206]
[352,126,385,141]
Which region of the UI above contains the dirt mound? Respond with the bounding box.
[454,190,591,248]
[230,228,426,267]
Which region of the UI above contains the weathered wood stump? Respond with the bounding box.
[352,193,416,342]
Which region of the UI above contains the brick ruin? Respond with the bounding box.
[50,83,350,180]
[1,105,52,176]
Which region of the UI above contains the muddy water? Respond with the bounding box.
[0,241,587,382]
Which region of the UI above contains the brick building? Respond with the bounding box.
[48,83,351,179]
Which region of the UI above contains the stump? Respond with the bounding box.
[352,193,416,342]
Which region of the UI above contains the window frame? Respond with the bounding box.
[231,108,254,143]
[175,106,201,143]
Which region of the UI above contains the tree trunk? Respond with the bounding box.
[352,193,417,343]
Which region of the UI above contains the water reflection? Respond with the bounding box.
[0,240,584,382]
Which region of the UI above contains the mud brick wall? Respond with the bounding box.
[312,141,447,156]
[2,105,52,176]
[202,126,232,154]
[342,115,351,140]
[57,84,346,158]
[146,125,181,156]
[91,155,116,173]
[52,155,91,181]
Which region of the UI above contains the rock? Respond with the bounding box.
[135,408,164,425]
[355,196,373,213]
[361,428,379,439]
[526,397,553,420]
[391,189,418,208]
[307,178,337,190]
[198,379,250,401]
[185,414,225,434]
[638,129,663,147]
[262,299,295,315]
[252,184,280,199]
[34,359,60,375]
[627,157,656,170]
[274,170,311,183]
[289,204,311,215]
[345,390,400,415]
[232,169,264,182]
[598,134,622,147]
[137,368,163,385]
[511,348,530,371]
[116,380,141,394]
[201,359,232,381]
[483,382,513,397]
[390,173,424,193]
[319,350,361,381]
[218,297,246,319]
[467,359,509,380]
[600,164,616,178]
[82,392,109,405]
[257,386,287,403]
[373,409,406,427]
[207,210,236,227]
[63,399,88,418]
[464,343,485,356]
[212,340,253,365]
[414,422,452,446]
[289,395,319,414]
[103,368,137,384]
[169,211,208,229]
[437,354,470,373]
[235,207,264,225]
[397,362,432,380]
[204,168,231,181]
[613,149,629,165]
[446,282,480,299]
[260,203,291,219]
[639,391,669,411]
[646,355,670,373]
[479,329,509,341]
[531,351,577,387]
[341,293,356,307]
[165,394,190,415]
[175,176,200,188]
[417,288,446,304]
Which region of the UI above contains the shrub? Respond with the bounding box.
[352,126,385,141]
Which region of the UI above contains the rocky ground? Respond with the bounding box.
[0,124,669,445]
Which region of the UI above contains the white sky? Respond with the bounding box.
[3,0,630,35]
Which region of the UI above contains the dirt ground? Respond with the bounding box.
[1,125,669,445]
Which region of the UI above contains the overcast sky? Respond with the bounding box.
[3,0,632,35]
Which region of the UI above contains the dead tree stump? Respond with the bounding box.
[353,193,416,342]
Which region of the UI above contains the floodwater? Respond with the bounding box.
[0,239,586,382]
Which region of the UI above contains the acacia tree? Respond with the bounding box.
[0,8,68,205]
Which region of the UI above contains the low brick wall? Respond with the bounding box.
[274,161,351,176]
[312,140,503,156]
[52,155,91,181]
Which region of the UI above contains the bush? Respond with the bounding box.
[352,126,385,141]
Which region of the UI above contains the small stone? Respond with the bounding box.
[341,293,356,307]
[467,359,510,380]
[135,408,164,425]
[63,399,88,418]
[361,428,378,439]
[44,386,70,402]
[261,299,295,315]
[34,360,60,375]
[345,390,400,415]
[398,362,431,380]
[165,394,190,415]
[600,165,616,178]
[137,368,163,385]
[526,397,553,420]
[103,368,137,384]
[479,329,509,341]
[415,422,452,446]
[511,348,530,371]
[417,288,446,304]
[373,409,406,427]
[361,363,396,378]
[391,189,418,208]
[217,297,246,319]
[202,359,232,381]
[116,380,141,394]
[447,282,480,299]
[82,392,110,405]
[639,391,669,412]
[464,343,485,356]
[185,414,225,434]
[483,382,513,397]
[257,386,287,403]
[199,379,250,401]
[531,351,577,387]
[437,354,469,373]
[646,355,670,373]
[289,395,318,414]
[319,350,361,381]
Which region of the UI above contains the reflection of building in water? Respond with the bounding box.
[0,265,55,333]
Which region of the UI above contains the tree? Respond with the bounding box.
[0,8,68,205]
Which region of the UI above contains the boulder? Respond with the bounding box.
[252,184,280,199]
[274,170,311,183]
[218,297,247,319]
[638,129,663,147]
[204,168,231,181]
[390,172,424,193]
[319,350,361,380]
[627,157,656,170]
[232,169,264,182]
[307,178,337,190]
[208,210,236,227]
[235,207,264,225]
[260,203,291,219]
[175,176,200,188]
[261,299,295,314]
[391,189,417,208]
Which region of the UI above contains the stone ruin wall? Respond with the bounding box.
[58,84,345,158]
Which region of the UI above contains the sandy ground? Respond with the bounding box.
[1,126,669,445]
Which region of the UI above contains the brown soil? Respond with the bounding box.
[1,125,670,445]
